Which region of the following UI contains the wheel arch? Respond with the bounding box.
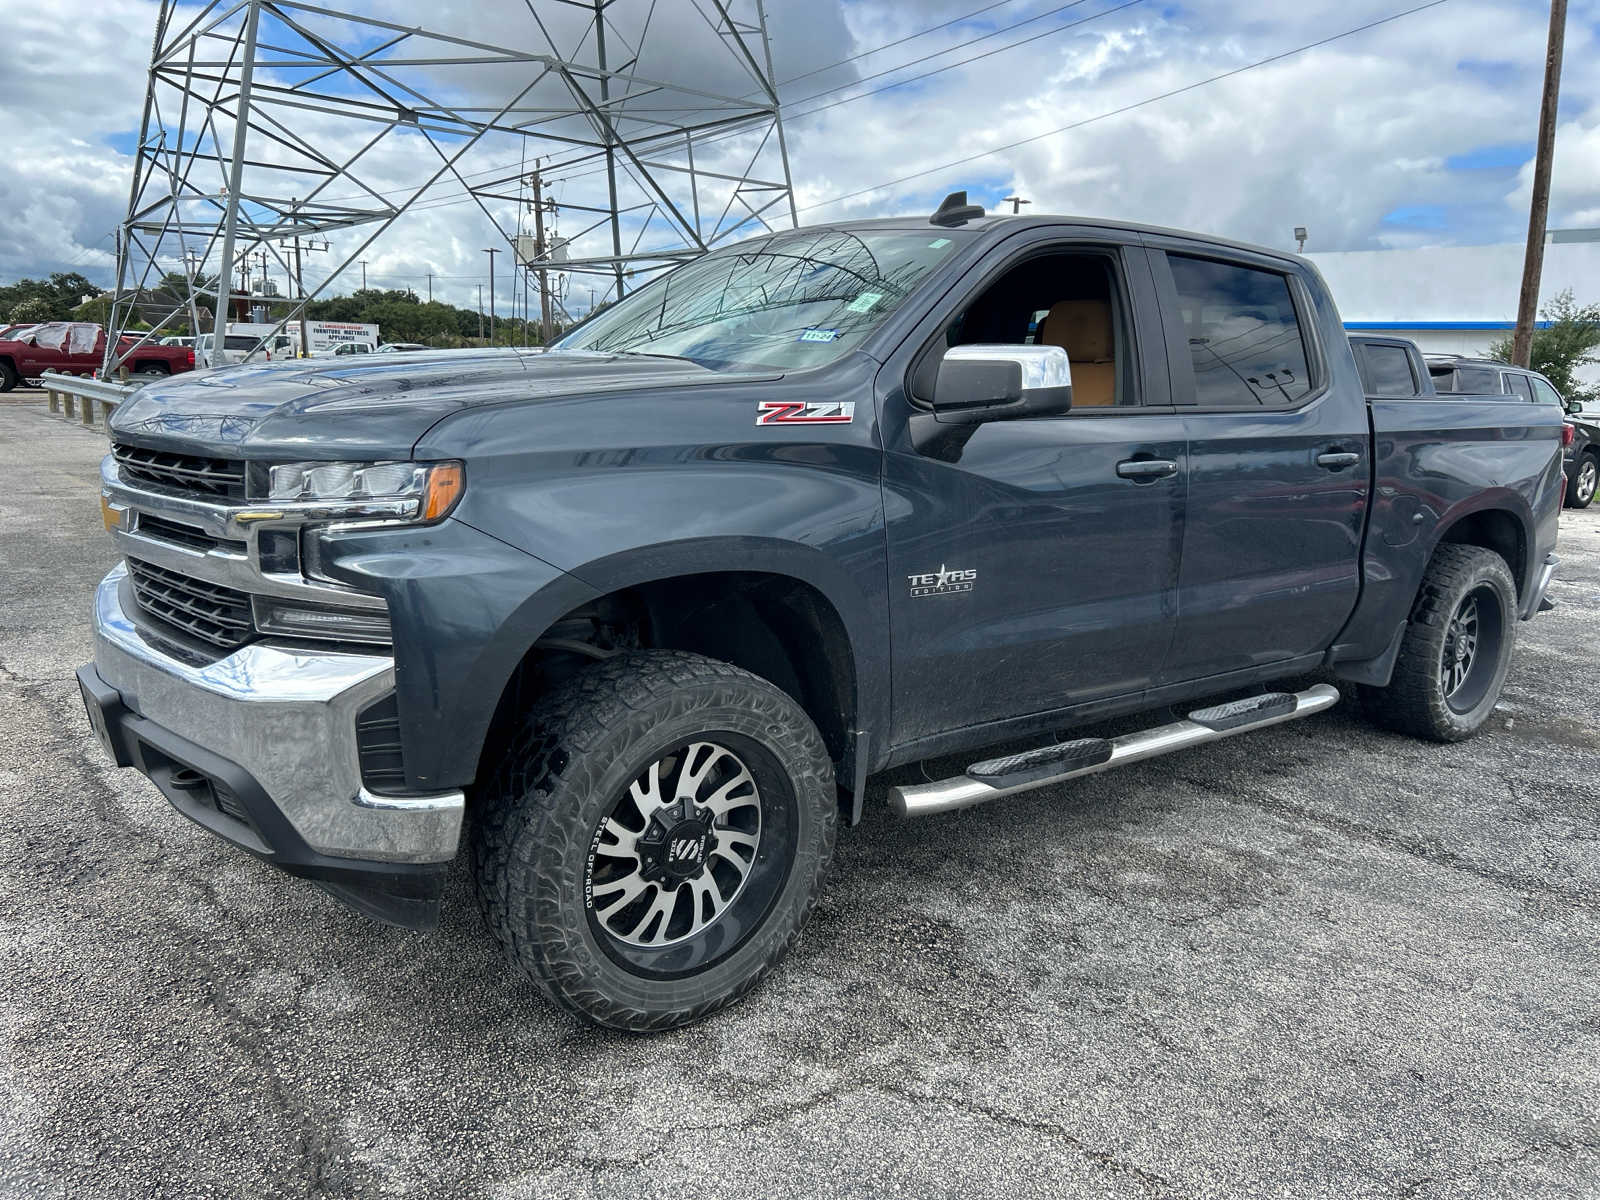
[471,538,886,814]
[1427,496,1532,600]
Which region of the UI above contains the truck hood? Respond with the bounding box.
[108,348,765,459]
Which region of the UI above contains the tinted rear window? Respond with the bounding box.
[1430,364,1501,394]
[1503,373,1534,402]
[1167,255,1313,407]
[1359,344,1417,395]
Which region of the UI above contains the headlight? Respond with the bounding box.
[264,460,464,522]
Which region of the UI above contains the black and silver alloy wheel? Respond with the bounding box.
[1359,543,1516,742]
[473,650,836,1030]
[1440,592,1479,700]
[587,741,764,949]
[1439,585,1504,715]
[1570,456,1598,508]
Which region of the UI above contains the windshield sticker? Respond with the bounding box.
[757,401,855,426]
[928,238,951,248]
[846,292,883,314]
[797,328,840,343]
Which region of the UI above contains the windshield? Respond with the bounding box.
[554,227,970,371]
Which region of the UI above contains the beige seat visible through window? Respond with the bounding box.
[1038,300,1116,407]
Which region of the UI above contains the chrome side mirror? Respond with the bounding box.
[930,344,1073,424]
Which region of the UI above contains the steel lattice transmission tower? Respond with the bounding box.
[107,0,798,371]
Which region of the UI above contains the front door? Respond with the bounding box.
[880,233,1186,748]
[1146,243,1368,683]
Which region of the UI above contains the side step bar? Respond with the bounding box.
[890,684,1341,818]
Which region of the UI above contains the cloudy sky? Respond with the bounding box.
[1,0,1597,318]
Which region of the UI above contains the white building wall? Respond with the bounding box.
[1305,238,1600,392]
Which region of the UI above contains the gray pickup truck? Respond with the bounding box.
[79,198,1563,1029]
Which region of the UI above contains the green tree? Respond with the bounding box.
[7,296,53,323]
[1488,290,1600,404]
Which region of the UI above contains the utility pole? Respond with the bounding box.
[290,199,328,357]
[1513,0,1567,367]
[483,246,499,343]
[530,170,555,345]
[1001,195,1030,214]
[425,272,433,303]
[359,259,369,291]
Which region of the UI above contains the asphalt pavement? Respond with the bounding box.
[1,402,1597,1199]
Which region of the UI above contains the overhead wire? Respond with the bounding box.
[795,0,1454,215]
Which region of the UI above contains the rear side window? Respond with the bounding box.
[1168,255,1312,407]
[1358,344,1418,396]
[1431,364,1501,394]
[1503,373,1534,402]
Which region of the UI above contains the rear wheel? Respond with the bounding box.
[0,362,16,392]
[1358,544,1516,742]
[1567,454,1598,508]
[133,363,170,378]
[472,650,836,1030]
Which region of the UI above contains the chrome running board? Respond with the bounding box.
[889,684,1341,819]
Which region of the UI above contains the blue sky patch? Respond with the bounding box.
[1381,204,1450,231]
[1446,142,1534,171]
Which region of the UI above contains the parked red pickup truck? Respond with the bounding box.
[0,322,195,391]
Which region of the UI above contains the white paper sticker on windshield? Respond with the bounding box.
[929,238,951,248]
[797,328,840,343]
[846,291,883,314]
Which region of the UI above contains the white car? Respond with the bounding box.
[195,332,291,365]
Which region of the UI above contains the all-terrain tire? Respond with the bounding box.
[1358,543,1517,742]
[471,649,837,1031]
[1567,453,1598,509]
[0,362,17,393]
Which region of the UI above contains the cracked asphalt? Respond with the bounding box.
[2,402,1598,1199]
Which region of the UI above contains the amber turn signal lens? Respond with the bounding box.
[422,463,464,522]
[100,492,122,532]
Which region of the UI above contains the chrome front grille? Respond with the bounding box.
[104,449,391,656]
[135,513,247,556]
[112,443,246,500]
[126,557,254,650]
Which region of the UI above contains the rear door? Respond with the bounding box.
[879,228,1186,746]
[1146,241,1368,683]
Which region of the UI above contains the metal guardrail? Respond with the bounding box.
[39,372,141,431]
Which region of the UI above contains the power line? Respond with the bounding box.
[534,0,1142,195]
[776,0,1029,87]
[798,0,1454,215]
[302,0,1119,212]
[784,0,1100,110]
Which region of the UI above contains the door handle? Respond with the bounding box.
[1316,450,1361,470]
[1116,458,1178,480]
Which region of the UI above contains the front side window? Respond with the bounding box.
[1168,255,1313,407]
[1530,377,1564,407]
[556,228,969,372]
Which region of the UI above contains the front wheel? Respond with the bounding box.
[1358,544,1517,742]
[1567,454,1598,509]
[0,362,16,393]
[472,650,836,1030]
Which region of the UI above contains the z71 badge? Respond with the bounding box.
[756,401,855,426]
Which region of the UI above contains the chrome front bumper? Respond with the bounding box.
[91,563,463,864]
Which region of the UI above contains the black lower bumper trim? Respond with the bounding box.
[76,663,448,930]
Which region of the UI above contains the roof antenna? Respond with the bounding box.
[930,190,985,228]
